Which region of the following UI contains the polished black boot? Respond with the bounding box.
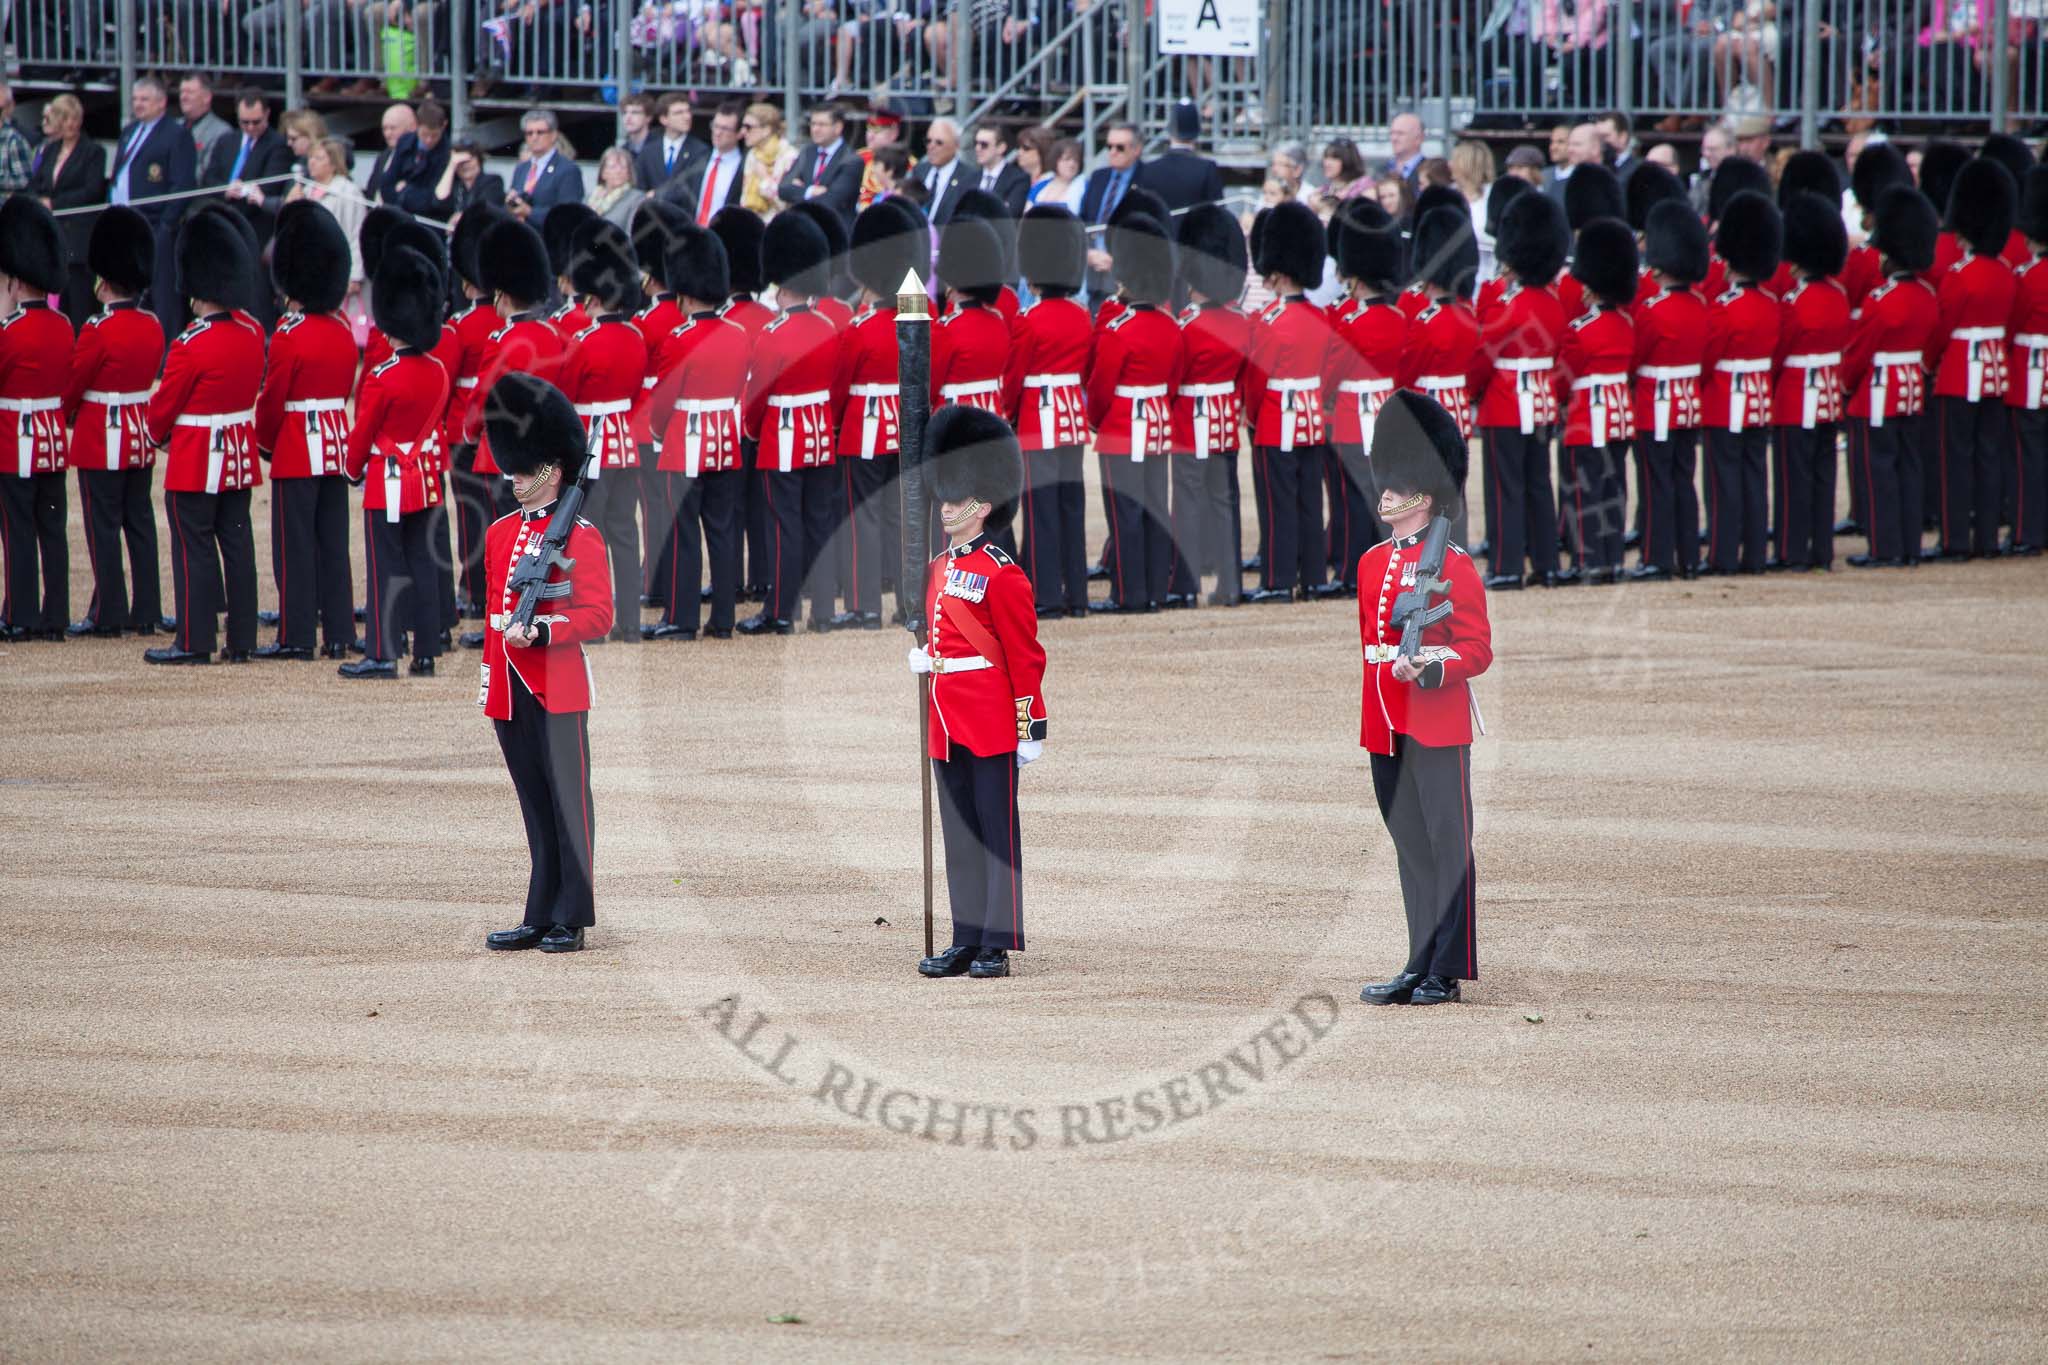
[917,945,977,978]
[486,924,547,950]
[1409,975,1462,1005]
[1360,971,1422,1005]
[967,948,1011,978]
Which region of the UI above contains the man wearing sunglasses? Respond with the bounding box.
[203,90,294,245]
[969,124,1029,217]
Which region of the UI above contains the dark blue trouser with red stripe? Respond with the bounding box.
[1370,735,1476,981]
[934,744,1024,952]
[495,668,596,929]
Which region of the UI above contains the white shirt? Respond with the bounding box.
[706,148,740,207]
[926,157,958,208]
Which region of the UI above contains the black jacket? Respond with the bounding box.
[636,134,709,193]
[778,141,862,227]
[378,132,451,210]
[200,127,294,241]
[968,160,1031,217]
[111,116,197,226]
[1140,146,1221,214]
[29,138,108,264]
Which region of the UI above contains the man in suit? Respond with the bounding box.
[1689,122,1734,214]
[1141,99,1222,214]
[380,98,450,208]
[204,89,294,242]
[914,118,971,226]
[1386,110,1426,185]
[364,102,418,203]
[110,76,197,326]
[1545,122,1605,204]
[663,101,744,225]
[1599,110,1638,176]
[620,92,655,171]
[1077,121,1145,298]
[636,93,708,194]
[968,124,1030,217]
[179,73,232,172]
[777,103,862,227]
[505,108,584,230]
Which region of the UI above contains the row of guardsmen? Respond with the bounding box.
[4,131,2045,662]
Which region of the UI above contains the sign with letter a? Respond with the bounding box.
[1157,0,1258,57]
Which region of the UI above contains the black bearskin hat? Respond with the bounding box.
[373,245,444,350]
[851,196,928,298]
[927,402,1024,532]
[1175,201,1246,304]
[1948,158,2016,254]
[358,204,408,281]
[452,203,507,291]
[1415,182,1467,225]
[1571,218,1639,307]
[952,186,1017,284]
[271,200,351,313]
[1776,149,1841,208]
[1252,199,1326,288]
[1917,140,1971,220]
[1624,161,1686,232]
[484,373,588,481]
[1110,212,1175,305]
[1782,190,1849,278]
[709,206,765,296]
[1714,190,1782,282]
[1333,198,1403,292]
[0,195,64,295]
[1644,199,1710,284]
[479,217,552,306]
[1370,390,1468,517]
[1852,141,1911,213]
[664,223,731,306]
[87,205,154,296]
[1872,185,1939,273]
[1707,156,1772,222]
[2020,165,2048,246]
[1485,173,1532,237]
[1108,184,1170,231]
[787,198,853,298]
[1020,204,1088,295]
[567,216,640,312]
[1564,163,1623,230]
[1411,204,1478,298]
[541,201,598,279]
[176,207,254,308]
[631,198,691,289]
[1980,132,2036,188]
[385,215,447,281]
[763,208,832,296]
[1496,191,1568,283]
[936,215,1003,303]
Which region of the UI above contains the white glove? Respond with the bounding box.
[906,646,933,674]
[1016,740,1043,767]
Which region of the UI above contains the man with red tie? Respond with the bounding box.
[556,217,650,644]
[1085,213,1181,613]
[1166,204,1251,609]
[0,196,73,644]
[64,207,166,639]
[479,374,615,956]
[1356,392,1492,1009]
[142,212,265,665]
[1929,158,2018,560]
[1243,200,1334,603]
[341,247,452,679]
[908,404,1047,982]
[648,223,749,639]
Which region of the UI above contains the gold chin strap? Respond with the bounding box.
[941,500,985,530]
[1383,490,1428,516]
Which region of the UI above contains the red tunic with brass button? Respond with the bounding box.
[1469,282,1564,436]
[480,506,614,719]
[814,294,854,332]
[65,300,164,472]
[1356,533,1492,755]
[1173,301,1250,457]
[559,316,648,475]
[652,311,748,474]
[145,313,265,493]
[932,298,1010,414]
[1396,297,1480,438]
[743,303,840,470]
[1558,305,1636,447]
[1630,284,1708,439]
[1004,295,1092,451]
[1772,276,1851,429]
[1842,274,1940,422]
[1245,296,1333,448]
[253,310,357,477]
[1701,284,1781,432]
[470,314,568,476]
[831,302,902,459]
[1930,251,2014,401]
[0,301,74,477]
[629,292,683,448]
[548,298,592,343]
[923,534,1048,759]
[343,351,451,517]
[1085,302,1181,457]
[1327,297,1408,444]
[2009,250,2048,413]
[448,300,502,469]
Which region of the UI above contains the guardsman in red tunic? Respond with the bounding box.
[469,218,569,485]
[556,217,650,644]
[251,202,357,661]
[0,196,72,642]
[1355,393,1493,1008]
[1469,192,1567,589]
[1556,220,1638,583]
[1916,142,1971,292]
[1085,214,1181,613]
[1319,201,1406,594]
[1554,163,1626,321]
[1629,202,1711,580]
[142,213,265,664]
[1395,207,1483,539]
[628,201,690,613]
[1699,192,1783,575]
[647,224,749,640]
[787,199,858,334]
[1840,143,1914,540]
[2007,167,2048,556]
[448,207,514,639]
[478,375,615,956]
[1844,188,1942,568]
[741,211,843,634]
[1772,193,1852,571]
[540,202,598,341]
[710,207,778,603]
[907,406,1047,981]
[1007,206,1093,617]
[1929,158,2018,560]
[831,198,926,629]
[1167,204,1251,608]
[341,247,452,678]
[63,206,164,639]
[931,216,1012,421]
[1243,201,1333,602]
[1979,134,2038,271]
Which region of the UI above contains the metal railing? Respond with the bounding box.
[4,0,2039,149]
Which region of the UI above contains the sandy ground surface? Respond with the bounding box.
[4,477,2047,1362]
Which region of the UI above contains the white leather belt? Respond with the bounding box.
[284,397,349,475]
[674,396,740,412]
[1270,376,1321,452]
[1337,377,1395,394]
[1953,326,2005,402]
[768,390,831,407]
[1714,358,1773,373]
[1025,374,1081,451]
[769,390,829,472]
[845,385,895,459]
[0,396,62,413]
[176,408,256,427]
[2014,333,2048,349]
[1639,364,1699,442]
[85,389,153,470]
[1637,364,1701,380]
[940,379,1002,400]
[640,375,657,390]
[1115,384,1169,399]
[1023,372,1081,388]
[84,388,152,405]
[1784,352,1840,368]
[575,399,634,416]
[846,382,896,397]
[1117,384,1169,461]
[1570,372,1629,390]
[1716,359,1771,433]
[1414,375,1464,389]
[1180,381,1236,397]
[455,376,479,389]
[1495,357,1554,434]
[1573,373,1627,448]
[1181,381,1234,458]
[575,399,635,476]
[1873,351,1923,367]
[1363,644,1403,664]
[3,395,62,477]
[673,396,739,476]
[1268,377,1320,391]
[928,653,992,675]
[2018,334,2048,410]
[1953,326,2004,341]
[284,397,348,412]
[1786,353,1841,430]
